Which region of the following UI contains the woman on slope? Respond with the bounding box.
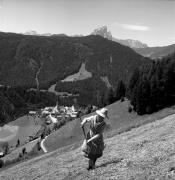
[81,108,110,170]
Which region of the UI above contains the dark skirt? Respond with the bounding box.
[83,131,104,159]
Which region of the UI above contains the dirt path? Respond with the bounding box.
[40,136,48,153]
[1,114,175,179]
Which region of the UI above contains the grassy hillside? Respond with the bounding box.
[1,110,175,179]
[2,138,40,162]
[0,115,42,147]
[44,101,175,152]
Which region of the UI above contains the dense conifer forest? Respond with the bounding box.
[128,53,175,114]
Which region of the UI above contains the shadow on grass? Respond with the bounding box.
[97,158,123,168]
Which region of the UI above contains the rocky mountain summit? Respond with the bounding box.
[91,26,113,40]
[91,26,175,59]
[115,38,148,48]
[91,26,148,48]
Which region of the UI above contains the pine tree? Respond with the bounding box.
[104,88,114,105]
[114,80,126,101]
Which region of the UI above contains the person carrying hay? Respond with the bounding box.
[81,108,110,170]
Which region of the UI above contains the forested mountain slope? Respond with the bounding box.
[0,32,152,124]
[0,32,149,88]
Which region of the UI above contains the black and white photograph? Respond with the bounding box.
[0,0,175,179]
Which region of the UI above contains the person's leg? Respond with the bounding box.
[87,158,93,170]
[92,157,97,168]
[92,153,103,168]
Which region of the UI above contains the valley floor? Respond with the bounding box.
[1,114,175,179]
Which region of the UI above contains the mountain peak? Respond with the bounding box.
[91,26,148,48]
[115,38,148,48]
[91,26,113,40]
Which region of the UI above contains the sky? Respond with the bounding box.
[0,0,174,47]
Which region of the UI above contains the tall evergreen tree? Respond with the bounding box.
[104,88,114,105]
[114,80,126,101]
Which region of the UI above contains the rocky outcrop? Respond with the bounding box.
[91,26,113,40]
[114,38,148,48]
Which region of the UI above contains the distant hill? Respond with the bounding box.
[114,38,148,49]
[134,44,175,59]
[91,26,148,48]
[0,32,151,106]
[23,31,67,37]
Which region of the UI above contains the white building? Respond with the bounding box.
[46,114,58,124]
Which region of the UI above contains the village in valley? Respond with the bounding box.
[0,103,77,158]
[29,104,79,125]
[26,103,81,142]
[29,101,97,138]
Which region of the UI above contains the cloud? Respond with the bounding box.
[122,24,150,31]
[112,22,150,31]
